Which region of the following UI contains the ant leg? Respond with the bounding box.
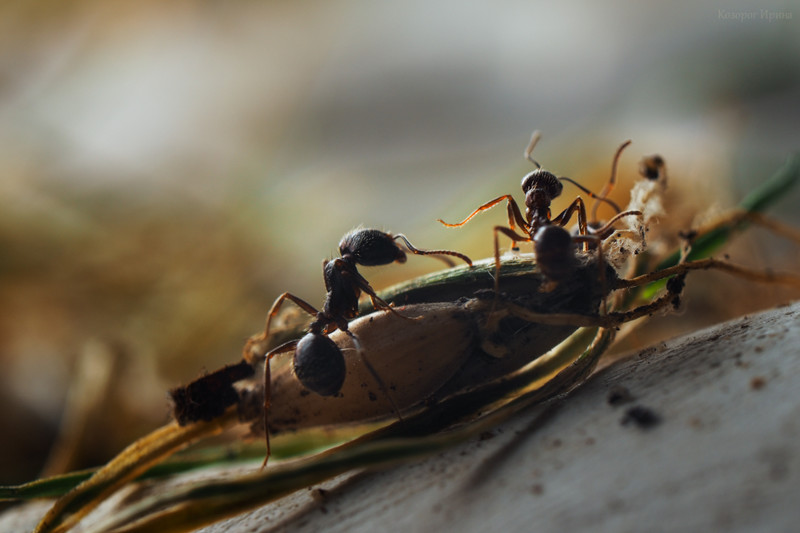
[346,331,404,420]
[503,273,687,328]
[243,293,320,362]
[493,225,531,293]
[339,263,418,321]
[260,339,298,468]
[264,293,319,337]
[590,140,632,221]
[368,293,419,321]
[552,197,590,250]
[591,210,644,240]
[692,210,800,246]
[438,195,522,228]
[392,234,473,267]
[616,258,800,290]
[744,212,800,244]
[505,194,530,233]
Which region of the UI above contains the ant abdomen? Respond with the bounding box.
[533,225,576,281]
[294,333,346,397]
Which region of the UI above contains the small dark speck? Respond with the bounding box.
[750,376,767,390]
[479,431,496,441]
[621,406,661,429]
[607,385,635,406]
[309,488,327,503]
[531,484,544,496]
[368,391,377,402]
[754,346,764,353]
[299,390,311,397]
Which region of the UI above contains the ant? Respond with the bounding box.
[243,228,472,461]
[438,131,643,286]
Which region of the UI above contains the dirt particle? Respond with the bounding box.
[621,406,661,429]
[607,385,634,406]
[310,487,327,504]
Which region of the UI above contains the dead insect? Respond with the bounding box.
[639,154,667,182]
[437,131,643,285]
[242,228,472,458]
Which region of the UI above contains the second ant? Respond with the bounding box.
[438,131,643,285]
[242,228,472,460]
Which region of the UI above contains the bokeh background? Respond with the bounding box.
[1,0,799,485]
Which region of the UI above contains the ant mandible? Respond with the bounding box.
[438,131,643,285]
[243,228,472,460]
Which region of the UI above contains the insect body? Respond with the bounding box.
[266,251,620,431]
[438,132,643,285]
[242,228,472,457]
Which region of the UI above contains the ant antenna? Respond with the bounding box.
[393,234,473,267]
[591,139,632,221]
[559,176,622,214]
[524,130,542,168]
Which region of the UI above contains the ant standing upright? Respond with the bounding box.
[243,228,472,461]
[438,131,643,286]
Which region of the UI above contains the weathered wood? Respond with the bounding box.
[206,301,800,532]
[3,302,798,532]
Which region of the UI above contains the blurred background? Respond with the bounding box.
[1,0,798,485]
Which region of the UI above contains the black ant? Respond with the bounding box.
[243,228,472,461]
[438,131,643,285]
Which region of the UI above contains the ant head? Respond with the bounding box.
[533,225,576,281]
[522,169,563,201]
[294,333,346,396]
[339,229,406,266]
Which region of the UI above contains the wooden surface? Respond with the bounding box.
[207,301,800,533]
[3,301,799,532]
